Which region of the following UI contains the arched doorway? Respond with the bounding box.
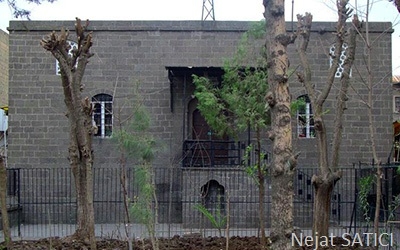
[184,106,229,167]
[192,109,210,140]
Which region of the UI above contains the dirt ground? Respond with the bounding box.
[0,236,376,249]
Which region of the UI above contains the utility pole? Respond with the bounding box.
[202,0,215,21]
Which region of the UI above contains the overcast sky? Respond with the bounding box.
[1,0,400,74]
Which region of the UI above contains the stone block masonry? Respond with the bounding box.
[6,20,394,226]
[0,29,8,106]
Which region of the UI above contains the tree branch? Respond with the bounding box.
[330,14,360,170]
[73,18,93,87]
[316,0,352,108]
[296,13,316,105]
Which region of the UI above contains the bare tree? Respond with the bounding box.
[40,18,97,249]
[353,0,389,245]
[1,0,56,18]
[364,4,382,245]
[263,0,298,248]
[295,0,360,237]
[390,0,400,12]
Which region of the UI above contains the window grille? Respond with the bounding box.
[329,43,349,78]
[92,94,113,138]
[297,95,315,138]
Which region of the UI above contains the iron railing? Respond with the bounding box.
[1,164,400,245]
[182,140,271,168]
[182,140,242,167]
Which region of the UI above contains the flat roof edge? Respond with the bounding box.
[7,20,394,33]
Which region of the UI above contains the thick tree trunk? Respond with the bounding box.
[264,1,296,249]
[72,161,96,247]
[270,172,294,249]
[310,118,341,237]
[0,157,11,248]
[67,103,96,249]
[312,175,337,236]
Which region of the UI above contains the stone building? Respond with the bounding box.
[6,20,393,228]
[0,29,8,106]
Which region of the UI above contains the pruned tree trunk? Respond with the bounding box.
[295,1,360,237]
[0,156,11,248]
[311,174,340,236]
[41,18,97,250]
[263,0,297,249]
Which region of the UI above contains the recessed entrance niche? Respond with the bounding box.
[201,179,225,213]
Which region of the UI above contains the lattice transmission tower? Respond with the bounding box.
[202,0,215,21]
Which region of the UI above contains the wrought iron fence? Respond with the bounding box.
[1,164,399,246]
[1,168,21,233]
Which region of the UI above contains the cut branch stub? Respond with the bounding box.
[296,72,305,84]
[352,14,361,30]
[313,117,323,131]
[40,18,93,78]
[265,91,276,108]
[275,33,296,46]
[296,13,313,36]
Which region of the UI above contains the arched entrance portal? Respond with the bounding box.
[189,108,229,167]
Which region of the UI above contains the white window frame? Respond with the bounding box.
[297,96,315,139]
[92,94,113,138]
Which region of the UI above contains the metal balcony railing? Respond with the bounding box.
[182,140,242,167]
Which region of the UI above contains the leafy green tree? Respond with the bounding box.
[1,0,56,18]
[113,84,159,250]
[193,21,270,246]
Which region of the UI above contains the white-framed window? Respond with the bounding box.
[297,95,315,139]
[56,40,78,75]
[394,96,400,113]
[329,43,350,78]
[92,94,113,138]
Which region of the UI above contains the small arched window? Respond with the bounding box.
[297,95,315,139]
[92,94,113,138]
